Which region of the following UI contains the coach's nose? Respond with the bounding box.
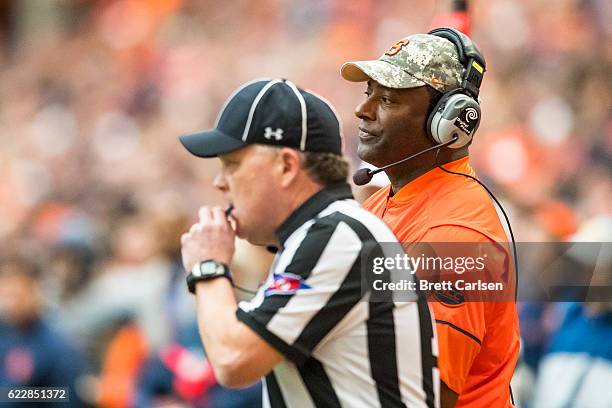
[355,96,376,122]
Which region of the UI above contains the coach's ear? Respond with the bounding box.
[277,147,303,188]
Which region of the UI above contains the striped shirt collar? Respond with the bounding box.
[275,182,354,245]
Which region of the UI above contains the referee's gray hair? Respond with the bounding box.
[298,151,349,186]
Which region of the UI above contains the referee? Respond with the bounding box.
[179,78,439,407]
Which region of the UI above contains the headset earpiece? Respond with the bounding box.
[426,27,486,149]
[427,89,481,149]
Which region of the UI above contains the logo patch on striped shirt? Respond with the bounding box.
[264,272,311,296]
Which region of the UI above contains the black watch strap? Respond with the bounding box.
[186,260,232,294]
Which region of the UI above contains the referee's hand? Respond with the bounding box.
[181,206,236,272]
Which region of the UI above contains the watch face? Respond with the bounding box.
[199,261,223,278]
[187,261,229,294]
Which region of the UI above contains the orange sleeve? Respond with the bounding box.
[431,302,483,394]
[421,225,492,394]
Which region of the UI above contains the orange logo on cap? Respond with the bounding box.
[431,76,449,87]
[385,38,410,56]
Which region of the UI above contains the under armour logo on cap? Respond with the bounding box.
[264,127,284,141]
[179,78,343,158]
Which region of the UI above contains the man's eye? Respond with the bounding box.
[381,96,392,103]
[364,91,371,97]
[222,162,237,172]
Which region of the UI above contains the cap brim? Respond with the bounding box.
[179,129,246,158]
[341,60,426,89]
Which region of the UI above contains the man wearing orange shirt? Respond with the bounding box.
[341,30,520,407]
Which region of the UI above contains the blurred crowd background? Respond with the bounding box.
[0,0,610,407]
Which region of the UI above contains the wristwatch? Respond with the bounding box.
[186,260,232,294]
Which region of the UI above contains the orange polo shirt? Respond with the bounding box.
[363,157,520,408]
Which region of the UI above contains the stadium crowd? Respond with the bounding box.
[0,0,610,406]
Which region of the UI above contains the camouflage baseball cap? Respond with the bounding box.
[341,33,465,92]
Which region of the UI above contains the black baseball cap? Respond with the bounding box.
[179,78,343,158]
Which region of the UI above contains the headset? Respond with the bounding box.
[426,28,519,302]
[426,27,486,149]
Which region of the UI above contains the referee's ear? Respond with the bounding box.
[278,147,304,188]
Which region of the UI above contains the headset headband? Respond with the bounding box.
[427,27,486,98]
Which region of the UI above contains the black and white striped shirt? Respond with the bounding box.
[236,183,439,407]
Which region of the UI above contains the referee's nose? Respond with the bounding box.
[213,172,229,194]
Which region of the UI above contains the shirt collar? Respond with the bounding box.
[391,157,475,202]
[275,182,354,245]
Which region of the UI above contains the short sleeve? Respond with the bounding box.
[432,302,484,393]
[421,225,497,393]
[236,218,365,365]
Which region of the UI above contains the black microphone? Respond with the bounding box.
[353,167,375,186]
[353,136,459,186]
